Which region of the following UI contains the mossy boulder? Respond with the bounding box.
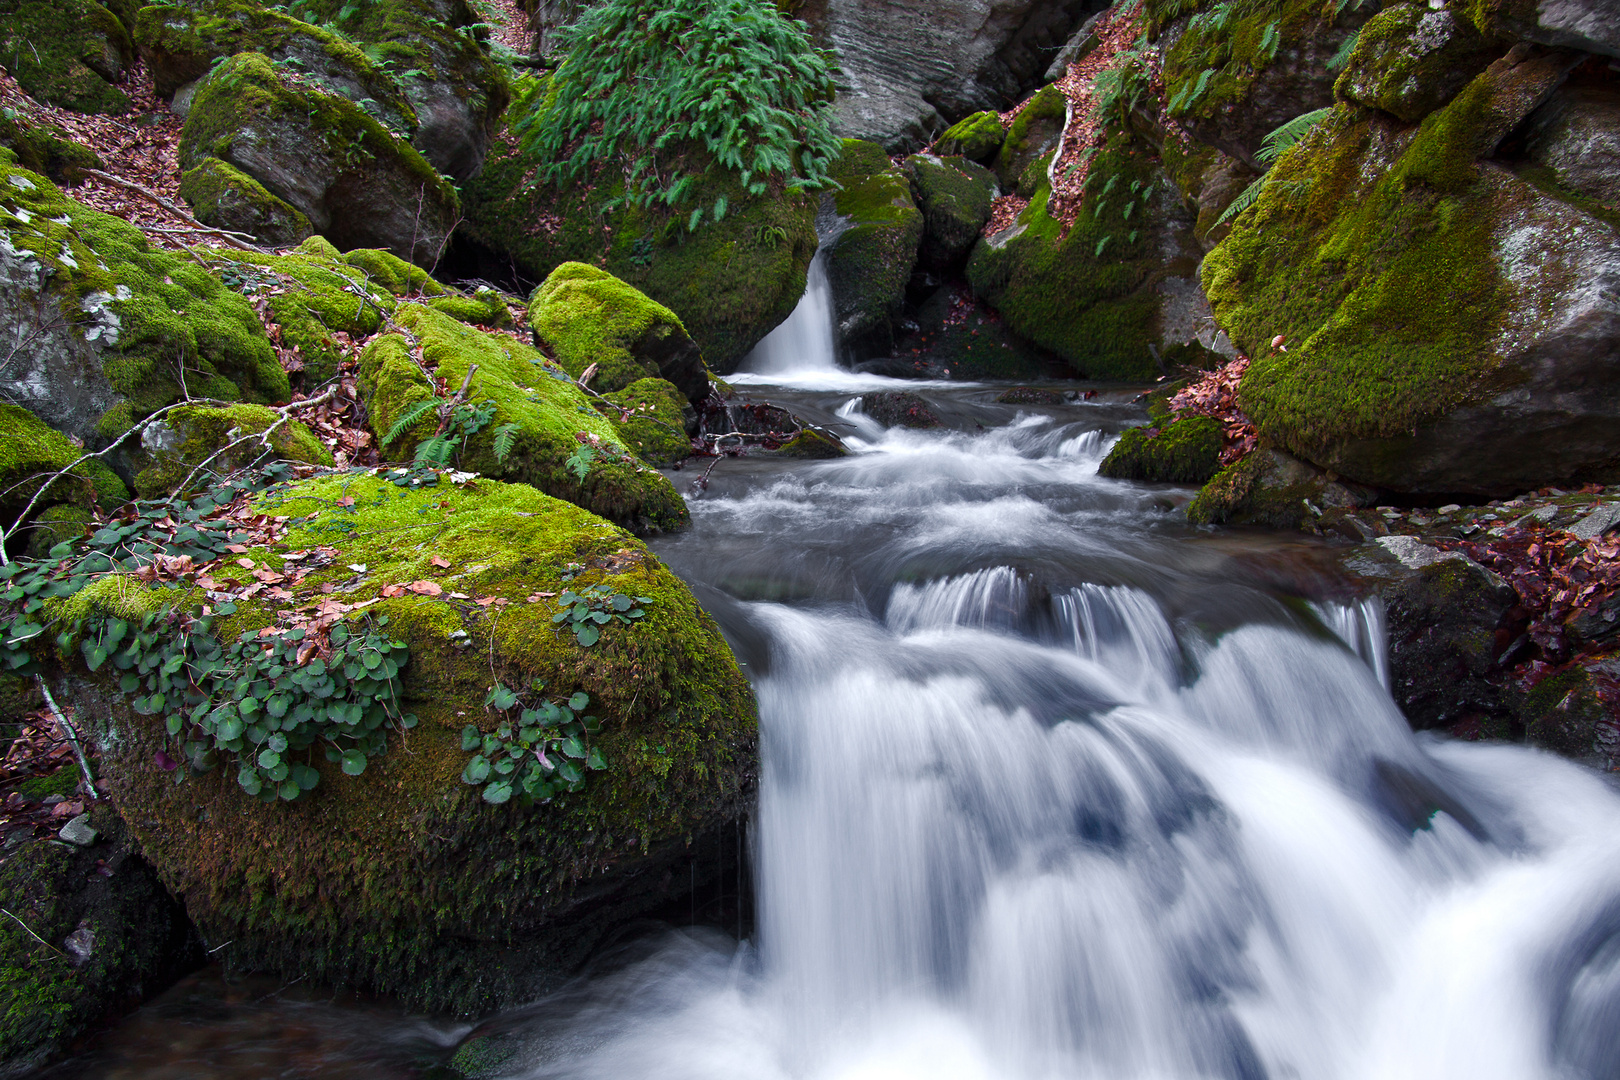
[528,264,708,405]
[905,153,998,271]
[0,404,128,539]
[821,139,923,355]
[460,79,817,374]
[179,156,315,248]
[64,473,754,1016]
[966,130,1202,380]
[1335,3,1500,124]
[995,84,1066,191]
[132,402,334,497]
[0,157,288,473]
[178,52,459,266]
[0,114,101,185]
[0,0,132,114]
[358,303,688,534]
[602,378,692,467]
[0,806,201,1076]
[22,505,95,559]
[1204,52,1620,496]
[934,110,1006,163]
[1099,416,1223,484]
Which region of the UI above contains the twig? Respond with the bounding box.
[82,169,264,253]
[35,677,98,801]
[1,908,66,959]
[170,384,344,497]
[434,365,479,435]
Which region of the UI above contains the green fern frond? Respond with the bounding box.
[1256,106,1333,165]
[383,398,442,448]
[1327,29,1360,71]
[492,423,520,464]
[1211,175,1266,230]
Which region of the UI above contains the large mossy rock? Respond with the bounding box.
[178,52,460,266]
[0,155,289,472]
[1524,82,1620,208]
[1203,50,1620,495]
[905,153,998,271]
[67,474,755,1016]
[1099,416,1223,484]
[0,0,133,114]
[1335,2,1501,124]
[602,378,693,468]
[132,402,334,497]
[528,264,708,405]
[178,156,315,248]
[358,303,689,534]
[966,130,1203,381]
[933,110,1006,163]
[0,404,128,538]
[0,115,101,186]
[994,83,1066,193]
[1449,0,1620,59]
[891,283,1056,380]
[820,139,923,354]
[460,82,818,375]
[0,806,201,1076]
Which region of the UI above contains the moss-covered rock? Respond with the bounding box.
[905,153,998,271]
[602,378,692,467]
[995,84,1066,191]
[891,283,1057,380]
[427,286,514,329]
[0,114,101,185]
[0,404,127,538]
[528,264,708,405]
[1334,3,1500,124]
[1099,416,1223,484]
[1187,447,1366,528]
[1204,51,1620,495]
[0,806,200,1075]
[64,473,753,1016]
[179,156,314,248]
[22,505,94,559]
[460,78,817,374]
[821,139,923,355]
[132,402,334,497]
[0,0,132,114]
[359,303,689,534]
[178,51,459,266]
[934,110,1006,163]
[966,129,1202,381]
[0,157,288,471]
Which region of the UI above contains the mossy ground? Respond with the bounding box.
[0,157,289,443]
[132,402,333,497]
[0,0,131,114]
[65,473,753,1016]
[1099,416,1223,483]
[0,404,128,531]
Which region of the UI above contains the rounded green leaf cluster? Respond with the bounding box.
[461,685,606,806]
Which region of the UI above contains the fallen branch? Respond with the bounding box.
[1,908,66,959]
[82,169,264,253]
[35,677,97,801]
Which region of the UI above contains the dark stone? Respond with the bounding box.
[995,386,1066,404]
[860,391,942,428]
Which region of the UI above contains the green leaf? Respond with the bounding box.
[461,725,482,751]
[569,692,590,711]
[482,780,513,804]
[238,767,263,795]
[463,755,491,784]
[293,764,320,791]
[258,749,282,769]
[560,736,586,759]
[341,749,367,776]
[574,623,600,647]
[586,747,608,770]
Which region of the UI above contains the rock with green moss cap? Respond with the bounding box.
[1204,52,1620,496]
[0,806,201,1076]
[132,402,334,497]
[966,128,1203,381]
[178,52,459,266]
[529,264,708,405]
[905,153,998,271]
[0,115,101,185]
[461,78,817,375]
[821,139,923,355]
[601,378,692,467]
[0,0,132,114]
[994,84,1066,191]
[0,404,128,531]
[1099,416,1223,484]
[934,110,1006,163]
[22,505,95,559]
[1186,447,1366,529]
[0,158,288,474]
[58,472,752,1016]
[359,303,688,533]
[426,286,514,329]
[178,156,314,248]
[1335,3,1500,124]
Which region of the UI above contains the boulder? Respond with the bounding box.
[905,153,998,271]
[821,140,923,354]
[528,264,708,405]
[0,115,101,185]
[132,402,333,497]
[178,52,460,267]
[860,391,941,428]
[359,302,689,534]
[933,111,1006,162]
[601,378,693,467]
[1187,447,1369,529]
[0,404,128,535]
[53,472,754,1016]
[1098,415,1223,484]
[0,806,201,1076]
[1335,3,1501,124]
[792,0,1096,151]
[1203,51,1620,496]
[0,156,288,476]
[1524,82,1620,207]
[0,0,132,114]
[891,283,1056,380]
[1450,0,1620,59]
[178,157,314,248]
[994,83,1066,194]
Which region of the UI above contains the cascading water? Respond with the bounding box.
[737,250,842,378]
[51,388,1620,1080]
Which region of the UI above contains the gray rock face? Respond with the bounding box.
[1526,84,1620,207]
[1336,3,1500,124]
[794,0,1102,151]
[1481,0,1620,59]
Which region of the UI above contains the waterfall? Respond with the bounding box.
[739,249,842,377]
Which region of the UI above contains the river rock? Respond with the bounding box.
[1188,447,1370,529]
[0,0,133,114]
[860,391,941,428]
[822,140,923,356]
[177,157,315,248]
[993,84,1066,195]
[891,283,1057,380]
[1098,416,1223,485]
[178,52,460,267]
[62,473,754,1016]
[932,111,1006,163]
[906,154,998,271]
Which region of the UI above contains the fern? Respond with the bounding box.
[1211,175,1265,230]
[1257,21,1280,64]
[1256,106,1333,165]
[492,423,520,464]
[1327,29,1360,71]
[1095,235,1113,257]
[383,398,442,448]
[414,436,454,467]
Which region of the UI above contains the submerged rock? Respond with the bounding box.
[860,391,942,429]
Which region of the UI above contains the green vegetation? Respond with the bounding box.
[602,378,692,467]
[995,84,1066,191]
[1099,417,1224,483]
[0,112,100,184]
[179,157,315,247]
[934,111,1005,162]
[516,0,839,229]
[0,404,128,528]
[0,0,131,114]
[529,263,698,394]
[131,402,333,497]
[461,686,607,805]
[824,139,923,343]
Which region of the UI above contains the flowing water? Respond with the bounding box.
[45,330,1620,1078]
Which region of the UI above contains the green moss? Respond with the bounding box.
[1186,450,1318,527]
[343,248,445,297]
[0,114,101,184]
[14,765,79,801]
[179,156,313,247]
[775,428,846,458]
[601,378,691,467]
[21,505,93,559]
[0,0,131,114]
[529,263,696,394]
[360,304,688,533]
[426,287,513,328]
[0,158,289,440]
[906,154,997,269]
[895,285,1054,380]
[70,473,752,1015]
[934,110,1006,162]
[966,130,1176,380]
[132,402,334,498]
[996,85,1066,188]
[1162,0,1346,130]
[1099,416,1223,483]
[824,139,923,345]
[0,404,128,529]
[1333,2,1498,124]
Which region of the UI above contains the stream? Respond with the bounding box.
[39,272,1620,1079]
